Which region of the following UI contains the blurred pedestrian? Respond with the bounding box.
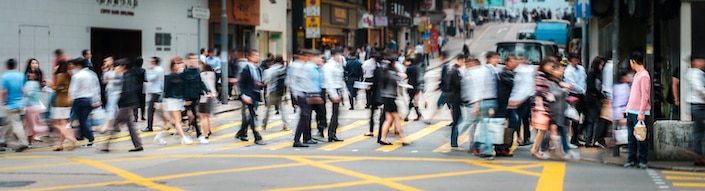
[685,55,705,166]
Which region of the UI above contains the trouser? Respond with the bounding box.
[449,103,462,147]
[405,89,422,119]
[105,106,142,148]
[583,101,602,144]
[262,94,290,128]
[508,100,531,142]
[313,91,328,135]
[146,93,165,130]
[540,124,571,153]
[459,103,476,143]
[294,96,312,142]
[693,104,705,156]
[346,78,359,107]
[626,113,650,164]
[72,98,95,142]
[474,100,498,155]
[0,108,29,146]
[364,78,374,108]
[133,93,146,120]
[237,101,262,141]
[329,99,341,139]
[184,98,202,137]
[569,93,585,142]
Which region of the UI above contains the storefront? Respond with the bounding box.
[316,1,360,49]
[208,0,259,53]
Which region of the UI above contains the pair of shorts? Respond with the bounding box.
[162,98,185,111]
[50,107,71,119]
[382,97,398,113]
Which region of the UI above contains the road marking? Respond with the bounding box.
[216,122,291,150]
[265,121,366,150]
[319,120,401,151]
[433,131,470,153]
[662,170,705,176]
[673,182,705,187]
[375,121,447,152]
[69,156,185,191]
[665,176,705,181]
[535,163,565,191]
[497,27,507,33]
[284,156,423,191]
[469,24,496,50]
[159,121,245,151]
[0,162,79,171]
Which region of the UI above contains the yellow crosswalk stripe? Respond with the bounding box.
[662,170,705,176]
[665,176,705,181]
[376,121,448,152]
[215,121,289,150]
[673,182,705,187]
[264,121,368,150]
[432,132,470,153]
[320,121,407,151]
[158,121,245,151]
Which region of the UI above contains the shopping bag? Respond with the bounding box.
[565,105,579,121]
[474,118,506,145]
[614,125,628,145]
[633,121,647,141]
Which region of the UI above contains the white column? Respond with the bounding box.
[588,17,599,60]
[680,2,692,121]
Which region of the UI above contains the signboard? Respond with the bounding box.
[306,28,321,38]
[305,16,321,28]
[576,0,592,18]
[331,6,348,25]
[190,7,210,19]
[391,18,411,27]
[375,16,388,27]
[359,13,374,28]
[304,6,321,16]
[232,0,260,26]
[306,0,320,7]
[443,9,455,21]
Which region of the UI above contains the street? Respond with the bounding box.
[1,22,704,191]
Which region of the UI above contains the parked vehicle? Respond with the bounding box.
[495,40,559,65]
[517,29,536,40]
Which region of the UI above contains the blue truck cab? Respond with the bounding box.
[534,20,571,48]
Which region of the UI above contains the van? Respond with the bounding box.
[495,40,559,65]
[534,20,571,48]
[516,30,535,40]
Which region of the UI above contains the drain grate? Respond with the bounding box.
[0,181,36,187]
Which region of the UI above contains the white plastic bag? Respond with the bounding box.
[474,118,506,145]
[633,121,647,141]
[614,125,628,145]
[565,105,579,121]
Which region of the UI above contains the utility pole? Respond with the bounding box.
[220,0,229,104]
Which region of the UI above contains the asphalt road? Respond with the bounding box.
[2,22,704,191]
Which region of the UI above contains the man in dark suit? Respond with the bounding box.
[132,57,146,122]
[235,49,266,145]
[344,49,363,110]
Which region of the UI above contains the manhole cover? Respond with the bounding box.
[0,181,36,187]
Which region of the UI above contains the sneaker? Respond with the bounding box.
[623,162,636,168]
[198,136,209,144]
[479,154,495,160]
[564,150,580,160]
[533,151,551,160]
[638,163,648,169]
[82,142,95,148]
[181,136,193,145]
[153,132,168,144]
[569,144,579,149]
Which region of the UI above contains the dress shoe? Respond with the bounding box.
[128,147,144,152]
[293,142,309,147]
[402,142,412,146]
[254,140,267,145]
[363,132,374,137]
[100,148,110,153]
[496,150,513,157]
[403,118,409,122]
[349,107,354,110]
[236,136,249,142]
[15,145,29,152]
[141,128,153,132]
[303,140,318,144]
[328,137,344,142]
[469,148,480,156]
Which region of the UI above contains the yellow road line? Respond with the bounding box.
[158,121,245,151]
[69,157,185,191]
[388,163,545,181]
[262,123,322,150]
[320,121,407,151]
[535,163,565,191]
[469,23,496,50]
[433,131,470,153]
[376,121,448,152]
[216,121,290,150]
[673,182,705,187]
[0,162,79,171]
[467,161,542,177]
[665,176,705,181]
[284,156,423,191]
[662,170,705,176]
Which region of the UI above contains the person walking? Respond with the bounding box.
[234,50,266,145]
[445,54,464,150]
[686,55,705,166]
[68,58,102,148]
[154,56,192,145]
[344,50,363,110]
[623,51,651,169]
[378,59,410,145]
[508,56,535,146]
[23,64,48,147]
[584,57,608,147]
[289,50,322,147]
[322,50,348,142]
[131,58,147,122]
[101,58,144,152]
[49,60,78,151]
[404,57,423,121]
[425,51,451,124]
[142,57,166,132]
[183,53,211,140]
[100,56,120,133]
[197,62,216,143]
[262,56,291,131]
[0,59,30,152]
[564,53,587,146]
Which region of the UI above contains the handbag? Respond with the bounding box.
[614,125,629,145]
[305,93,324,105]
[474,118,506,145]
[531,106,550,131]
[395,85,410,117]
[565,105,579,121]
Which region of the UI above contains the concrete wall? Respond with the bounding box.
[0,0,208,74]
[653,120,703,160]
[256,0,287,59]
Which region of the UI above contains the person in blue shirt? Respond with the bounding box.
[0,59,30,152]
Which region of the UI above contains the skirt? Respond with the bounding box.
[382,97,398,113]
[50,107,71,119]
[163,98,185,111]
[198,98,214,115]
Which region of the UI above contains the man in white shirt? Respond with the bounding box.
[686,55,705,166]
[322,50,348,142]
[563,53,587,146]
[361,56,377,109]
[142,57,166,132]
[68,58,102,147]
[199,48,208,64]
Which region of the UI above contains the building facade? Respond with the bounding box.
[0,0,209,74]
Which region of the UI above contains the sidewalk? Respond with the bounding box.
[577,144,705,172]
